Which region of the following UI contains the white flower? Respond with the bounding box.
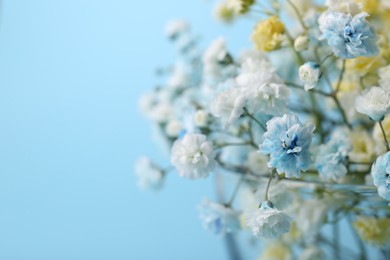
[246,201,293,239]
[165,120,183,138]
[299,62,321,91]
[379,65,390,91]
[299,246,325,260]
[203,37,233,81]
[211,87,245,128]
[135,157,164,191]
[237,58,290,115]
[171,133,216,179]
[167,64,189,90]
[198,198,241,235]
[150,101,174,123]
[193,110,209,127]
[294,35,310,52]
[354,86,390,121]
[165,19,189,39]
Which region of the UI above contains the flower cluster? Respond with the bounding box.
[137,1,390,259]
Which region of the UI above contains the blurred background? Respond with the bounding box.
[0,1,255,259]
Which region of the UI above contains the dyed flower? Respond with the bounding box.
[135,157,164,191]
[353,216,390,246]
[260,114,315,178]
[211,87,246,128]
[299,246,325,260]
[198,198,241,235]
[246,201,293,239]
[319,12,379,59]
[171,133,216,179]
[299,62,321,91]
[315,128,352,181]
[237,58,290,116]
[252,16,285,52]
[371,152,390,200]
[354,86,390,121]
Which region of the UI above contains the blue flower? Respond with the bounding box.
[319,12,379,59]
[371,152,390,200]
[259,114,315,178]
[315,128,352,181]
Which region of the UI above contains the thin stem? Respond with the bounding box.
[286,81,331,97]
[320,53,334,65]
[243,107,266,131]
[332,95,352,129]
[286,0,307,31]
[335,60,346,93]
[264,170,275,201]
[216,142,253,148]
[227,175,245,206]
[379,120,390,151]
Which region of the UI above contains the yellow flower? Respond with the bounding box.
[349,129,377,164]
[282,221,301,244]
[252,16,285,51]
[258,243,292,260]
[355,0,379,14]
[214,3,235,23]
[346,56,383,77]
[353,216,390,247]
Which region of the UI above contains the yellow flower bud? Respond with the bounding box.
[251,16,285,52]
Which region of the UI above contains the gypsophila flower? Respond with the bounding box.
[165,119,183,138]
[214,3,235,23]
[260,114,315,178]
[324,0,361,14]
[198,198,241,235]
[354,86,390,121]
[171,133,216,179]
[252,16,285,52]
[258,243,293,260]
[135,157,164,191]
[193,110,209,127]
[315,128,352,181]
[371,152,390,200]
[237,58,290,116]
[299,62,321,91]
[202,37,235,81]
[246,201,293,239]
[319,12,379,59]
[294,35,310,52]
[211,87,246,128]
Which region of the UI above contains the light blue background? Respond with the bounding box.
[0,1,254,259]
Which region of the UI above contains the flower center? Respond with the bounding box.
[282,134,302,154]
[191,151,203,164]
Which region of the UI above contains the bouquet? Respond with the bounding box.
[136,0,390,259]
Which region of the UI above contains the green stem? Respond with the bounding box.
[264,170,275,201]
[332,94,352,129]
[333,213,340,260]
[243,107,266,131]
[379,120,390,151]
[335,60,346,93]
[347,214,366,260]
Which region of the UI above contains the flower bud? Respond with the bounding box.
[294,35,310,52]
[299,62,321,91]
